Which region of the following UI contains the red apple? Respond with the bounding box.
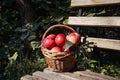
[46,34,56,39]
[55,33,66,46]
[42,38,55,49]
[66,32,81,44]
[51,46,62,52]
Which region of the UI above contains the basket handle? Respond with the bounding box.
[42,24,75,40]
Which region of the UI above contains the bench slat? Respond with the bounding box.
[81,37,120,50]
[74,71,118,80]
[68,17,120,27]
[71,0,120,7]
[21,75,38,80]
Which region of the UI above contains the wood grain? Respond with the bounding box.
[71,0,120,7]
[74,71,118,80]
[20,75,38,80]
[21,69,119,80]
[81,37,120,50]
[68,17,120,27]
[33,71,73,80]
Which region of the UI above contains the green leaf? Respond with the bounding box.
[86,48,92,53]
[87,13,96,16]
[90,64,95,68]
[88,59,98,64]
[8,52,18,64]
[54,17,63,22]
[101,69,107,75]
[97,10,106,15]
[64,41,73,51]
[31,41,41,50]
[63,19,68,24]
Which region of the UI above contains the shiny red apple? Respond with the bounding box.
[66,32,81,44]
[46,34,56,39]
[51,46,62,52]
[42,38,55,49]
[55,33,66,46]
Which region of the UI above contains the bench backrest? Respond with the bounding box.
[68,0,120,50]
[71,0,120,7]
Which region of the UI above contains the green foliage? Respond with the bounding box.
[1,0,71,80]
[31,41,41,50]
[75,38,120,79]
[76,49,120,78]
[0,58,46,80]
[8,52,18,64]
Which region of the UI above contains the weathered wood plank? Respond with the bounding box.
[81,37,120,50]
[63,72,96,80]
[43,68,96,80]
[74,71,119,80]
[33,71,72,80]
[21,69,119,80]
[33,71,51,80]
[20,75,38,80]
[44,68,119,80]
[68,17,120,27]
[71,0,120,7]
[43,68,79,80]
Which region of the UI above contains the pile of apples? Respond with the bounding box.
[42,32,81,53]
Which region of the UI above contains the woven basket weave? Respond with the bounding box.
[41,24,76,72]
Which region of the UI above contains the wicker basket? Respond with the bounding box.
[41,24,76,72]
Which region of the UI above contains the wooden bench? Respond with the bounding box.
[21,68,118,80]
[68,0,120,50]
